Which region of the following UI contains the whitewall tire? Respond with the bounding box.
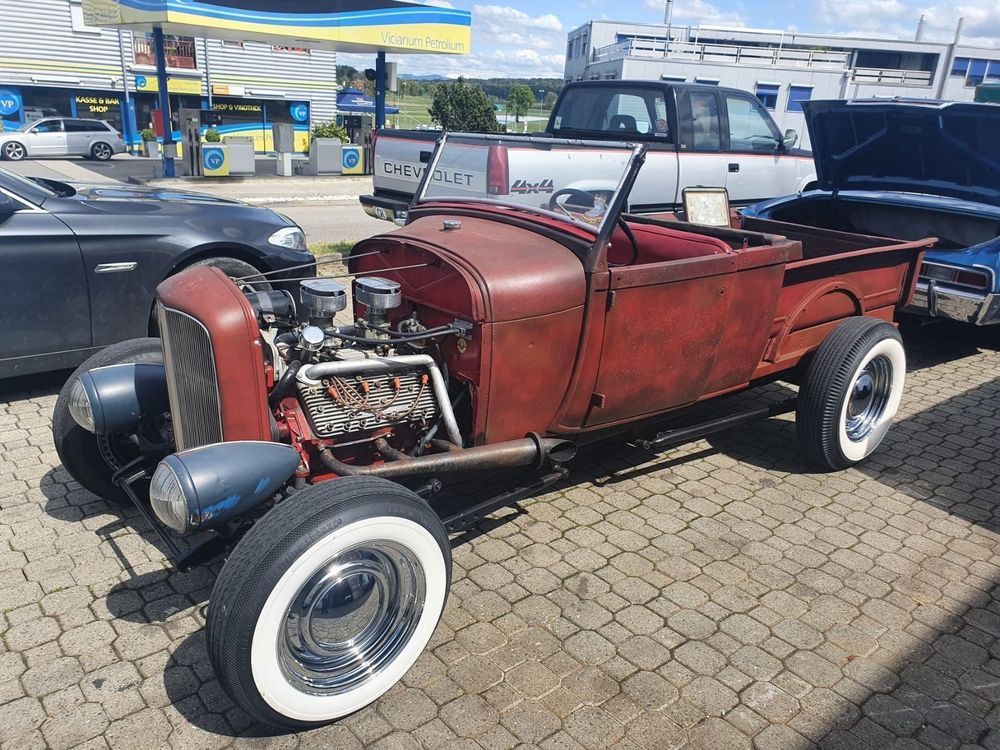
[207,477,451,729]
[797,317,906,470]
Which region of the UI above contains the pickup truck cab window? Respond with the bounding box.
[687,91,722,151]
[724,94,781,152]
[551,86,671,141]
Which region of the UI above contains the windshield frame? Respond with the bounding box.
[412,132,645,239]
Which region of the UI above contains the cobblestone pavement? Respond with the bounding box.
[2,322,999,750]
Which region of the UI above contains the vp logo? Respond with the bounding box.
[343,150,360,169]
[0,89,21,117]
[203,148,225,171]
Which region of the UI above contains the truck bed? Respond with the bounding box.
[590,213,930,427]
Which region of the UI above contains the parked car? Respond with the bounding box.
[0,166,314,377]
[0,117,126,161]
[56,133,929,729]
[362,80,816,223]
[742,99,1000,326]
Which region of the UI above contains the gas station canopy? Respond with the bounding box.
[82,0,472,55]
[338,88,400,114]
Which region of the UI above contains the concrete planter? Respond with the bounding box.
[224,137,256,175]
[143,140,161,158]
[305,138,344,175]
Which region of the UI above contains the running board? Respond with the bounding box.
[634,399,797,451]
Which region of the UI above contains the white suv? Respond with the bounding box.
[0,118,126,161]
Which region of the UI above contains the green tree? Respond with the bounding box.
[544,91,558,109]
[507,84,535,124]
[428,78,500,133]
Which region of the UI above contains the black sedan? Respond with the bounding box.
[0,166,315,377]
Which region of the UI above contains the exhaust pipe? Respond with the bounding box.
[317,433,576,478]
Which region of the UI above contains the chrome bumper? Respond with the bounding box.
[907,280,1000,326]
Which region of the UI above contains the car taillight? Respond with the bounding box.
[487,144,509,196]
[955,270,989,290]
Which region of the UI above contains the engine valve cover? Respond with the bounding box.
[298,369,438,438]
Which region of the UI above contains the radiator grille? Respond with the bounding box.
[158,304,224,451]
[298,369,438,438]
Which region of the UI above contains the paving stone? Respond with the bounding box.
[3,328,1000,749]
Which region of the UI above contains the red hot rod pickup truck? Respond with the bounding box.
[53,134,931,729]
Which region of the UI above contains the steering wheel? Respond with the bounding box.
[547,188,596,217]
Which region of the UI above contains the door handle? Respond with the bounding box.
[728,163,740,173]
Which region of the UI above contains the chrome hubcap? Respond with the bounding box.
[95,144,110,158]
[278,540,426,696]
[845,355,892,441]
[6,144,23,159]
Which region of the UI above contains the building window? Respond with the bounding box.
[967,59,988,87]
[661,75,686,82]
[695,78,719,85]
[754,83,780,110]
[273,45,310,54]
[950,57,970,77]
[222,40,244,49]
[567,39,573,58]
[987,61,1000,83]
[786,85,812,112]
[134,33,197,68]
[69,0,101,35]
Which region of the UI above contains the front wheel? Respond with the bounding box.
[206,477,451,729]
[52,338,164,503]
[796,317,906,470]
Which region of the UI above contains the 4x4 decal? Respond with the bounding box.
[510,179,554,194]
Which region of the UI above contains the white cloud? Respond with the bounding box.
[644,0,745,26]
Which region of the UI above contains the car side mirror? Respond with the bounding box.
[0,193,21,218]
[783,129,799,149]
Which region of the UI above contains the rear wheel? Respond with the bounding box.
[207,477,451,729]
[90,142,113,161]
[1,142,26,161]
[52,338,164,503]
[796,317,906,470]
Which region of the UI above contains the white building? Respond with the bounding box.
[564,20,1000,147]
[0,0,340,152]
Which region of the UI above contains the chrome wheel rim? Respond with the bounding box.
[5,143,24,159]
[278,540,426,696]
[94,144,111,159]
[845,354,892,441]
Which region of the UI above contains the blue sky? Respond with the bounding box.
[340,0,999,79]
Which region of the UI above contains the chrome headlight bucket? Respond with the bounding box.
[149,441,301,534]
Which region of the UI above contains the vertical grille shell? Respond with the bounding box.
[158,304,224,451]
[154,266,274,451]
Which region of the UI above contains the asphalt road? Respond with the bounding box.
[281,203,389,245]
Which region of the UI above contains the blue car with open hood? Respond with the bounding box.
[742,98,1000,326]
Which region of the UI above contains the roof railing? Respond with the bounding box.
[592,38,850,70]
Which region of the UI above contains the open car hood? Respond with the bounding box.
[801,99,1000,208]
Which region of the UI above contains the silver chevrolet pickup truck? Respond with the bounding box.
[361,80,817,224]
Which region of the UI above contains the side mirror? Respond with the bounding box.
[0,193,21,218]
[783,129,799,149]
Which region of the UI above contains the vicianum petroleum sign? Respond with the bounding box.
[82,0,472,56]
